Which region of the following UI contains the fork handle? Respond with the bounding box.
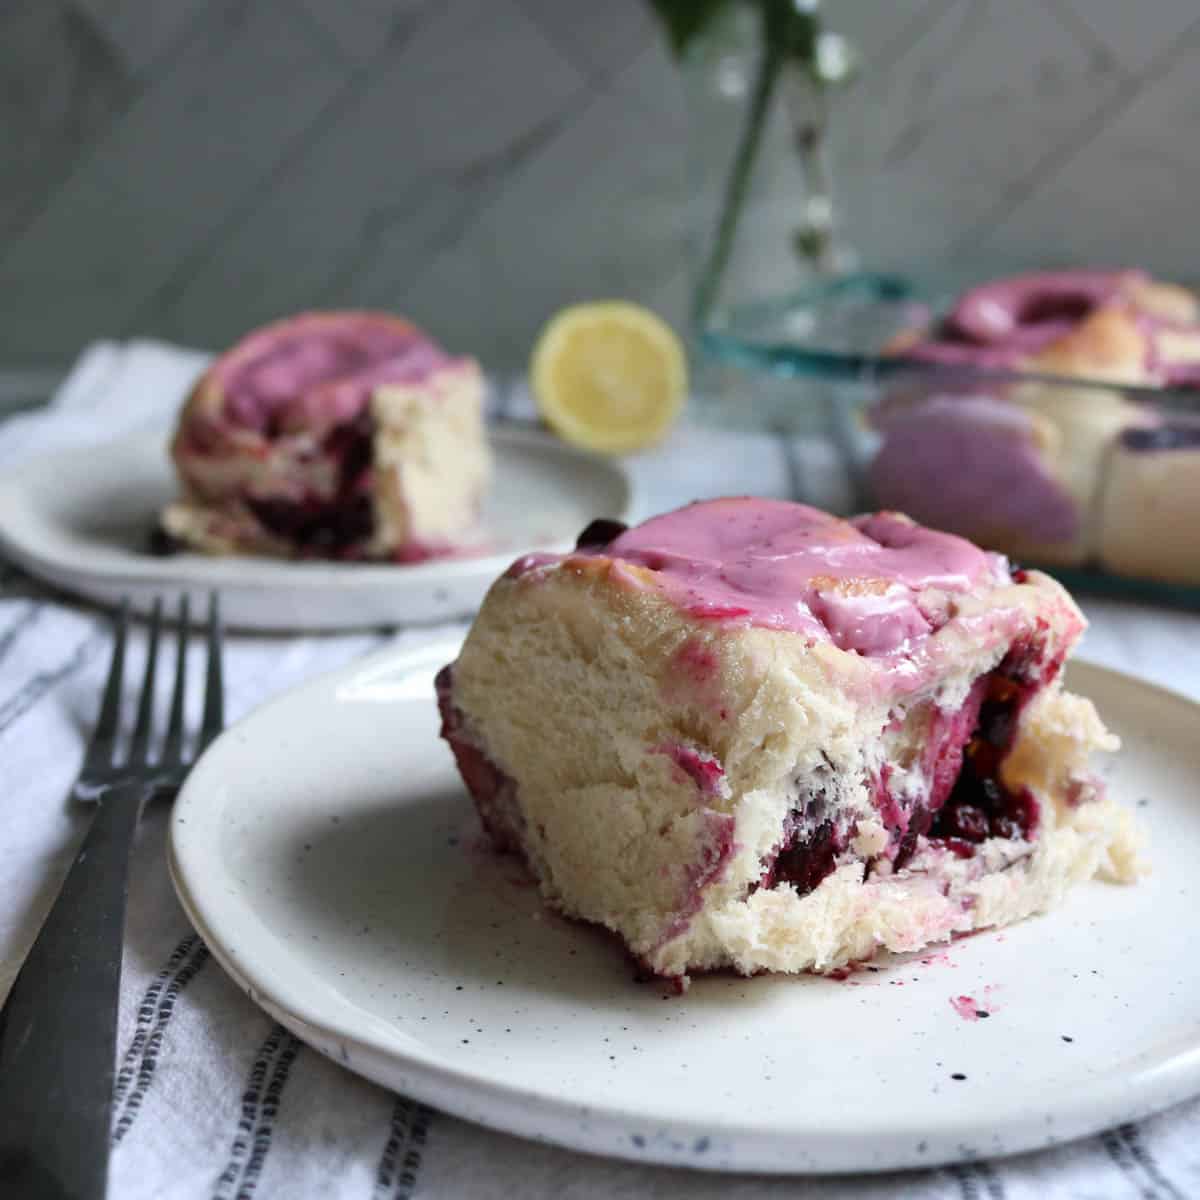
[0,782,149,1200]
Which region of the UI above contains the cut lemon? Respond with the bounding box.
[530,302,687,454]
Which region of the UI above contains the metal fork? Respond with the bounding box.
[0,594,224,1200]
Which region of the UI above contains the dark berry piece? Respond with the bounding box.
[977,701,1016,748]
[575,518,628,550]
[323,413,374,487]
[942,803,990,843]
[990,815,1023,841]
[760,788,844,897]
[894,807,933,871]
[1122,424,1200,452]
[148,523,184,557]
[997,788,1039,839]
[247,493,374,554]
[767,819,839,896]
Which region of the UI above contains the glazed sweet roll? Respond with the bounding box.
[438,499,1140,984]
[874,270,1200,577]
[163,311,489,561]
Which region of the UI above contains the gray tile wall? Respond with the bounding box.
[3,0,1198,372]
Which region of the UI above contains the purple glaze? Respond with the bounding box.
[584,498,1001,656]
[870,395,1080,544]
[900,270,1142,369]
[217,314,451,434]
[896,270,1200,393]
[947,270,1137,345]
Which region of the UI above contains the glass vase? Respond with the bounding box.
[681,2,856,332]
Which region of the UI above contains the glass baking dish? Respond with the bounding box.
[691,273,1200,606]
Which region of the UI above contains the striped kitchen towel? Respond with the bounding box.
[1,343,1199,1199]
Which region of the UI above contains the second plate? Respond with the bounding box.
[169,641,1200,1173]
[0,427,633,630]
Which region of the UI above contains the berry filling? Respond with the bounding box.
[762,810,844,896]
[754,786,852,898]
[1121,424,1200,452]
[247,493,374,556]
[757,631,1056,897]
[245,413,376,557]
[929,672,1041,849]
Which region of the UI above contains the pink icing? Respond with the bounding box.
[215,314,452,434]
[869,394,1080,544]
[949,270,1137,344]
[592,498,1003,656]
[902,270,1141,369]
[894,269,1200,395]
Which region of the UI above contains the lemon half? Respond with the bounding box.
[530,302,687,454]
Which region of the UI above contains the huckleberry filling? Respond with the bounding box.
[247,493,374,555]
[245,413,376,557]
[756,632,1053,898]
[929,668,1043,849]
[762,809,844,895]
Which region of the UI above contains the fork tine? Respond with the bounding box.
[199,593,224,752]
[82,599,129,770]
[127,598,163,765]
[161,595,190,766]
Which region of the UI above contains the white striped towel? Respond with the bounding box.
[1,342,1199,1199]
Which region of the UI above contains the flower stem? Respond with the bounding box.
[691,33,785,329]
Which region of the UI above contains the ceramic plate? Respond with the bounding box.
[169,640,1200,1173]
[0,429,632,630]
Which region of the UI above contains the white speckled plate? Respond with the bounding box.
[169,640,1200,1173]
[0,428,632,631]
